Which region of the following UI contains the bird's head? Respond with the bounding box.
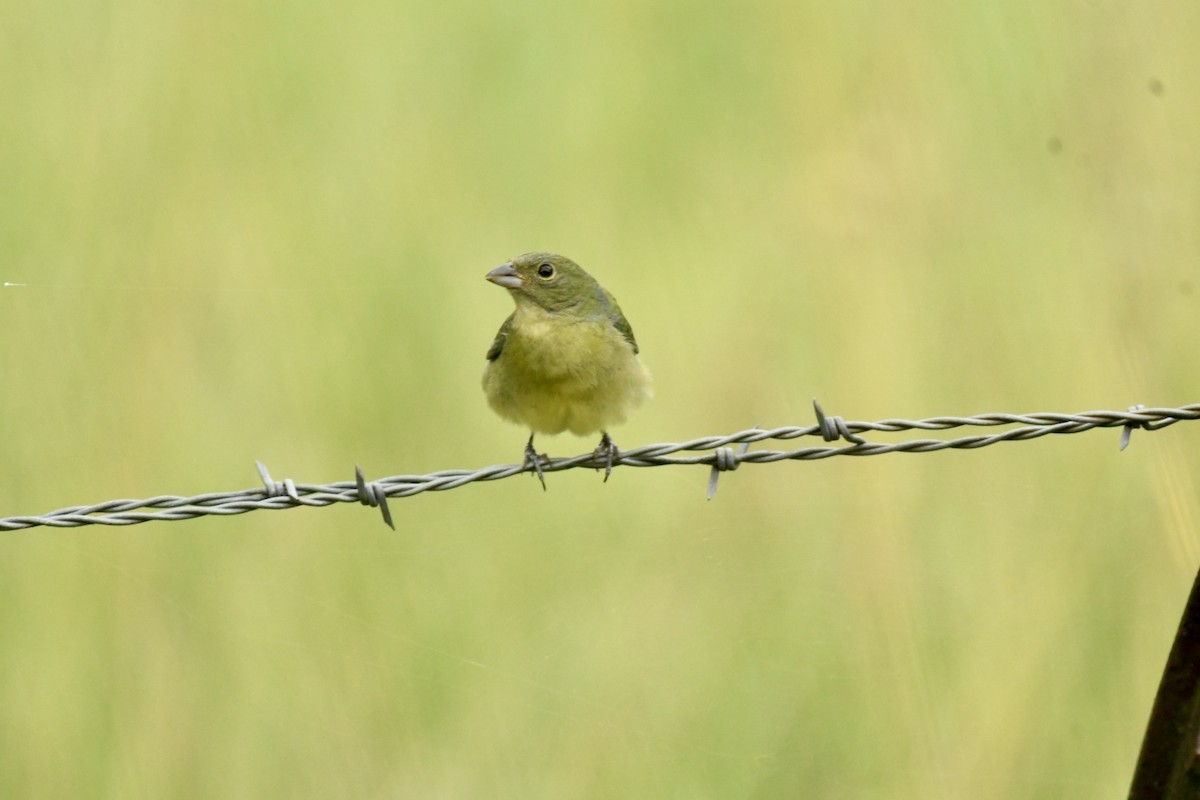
[486,252,604,313]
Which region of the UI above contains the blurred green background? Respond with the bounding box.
[2,0,1198,797]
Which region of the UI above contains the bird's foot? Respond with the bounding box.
[524,435,549,491]
[593,432,619,482]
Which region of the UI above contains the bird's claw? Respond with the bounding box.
[524,436,549,491]
[593,432,619,482]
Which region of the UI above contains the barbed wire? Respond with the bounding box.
[2,401,1196,532]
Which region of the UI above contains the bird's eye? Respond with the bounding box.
[537,262,555,279]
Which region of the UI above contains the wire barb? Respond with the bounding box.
[1120,404,1146,451]
[256,461,299,501]
[707,428,755,500]
[813,398,866,444]
[2,403,1197,531]
[355,465,395,531]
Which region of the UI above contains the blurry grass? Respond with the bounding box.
[2,0,1199,797]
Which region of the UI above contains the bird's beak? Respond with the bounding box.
[486,262,523,289]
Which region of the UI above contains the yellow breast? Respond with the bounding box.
[482,306,652,436]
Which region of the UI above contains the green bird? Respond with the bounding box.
[482,252,652,488]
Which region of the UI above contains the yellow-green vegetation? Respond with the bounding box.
[2,1,1198,797]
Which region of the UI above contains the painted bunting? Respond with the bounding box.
[482,252,652,488]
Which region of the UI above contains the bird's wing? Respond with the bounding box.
[485,313,515,361]
[609,304,639,355]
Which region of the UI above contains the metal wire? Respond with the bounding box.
[2,401,1196,531]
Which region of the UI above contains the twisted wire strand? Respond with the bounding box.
[3,403,1196,531]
